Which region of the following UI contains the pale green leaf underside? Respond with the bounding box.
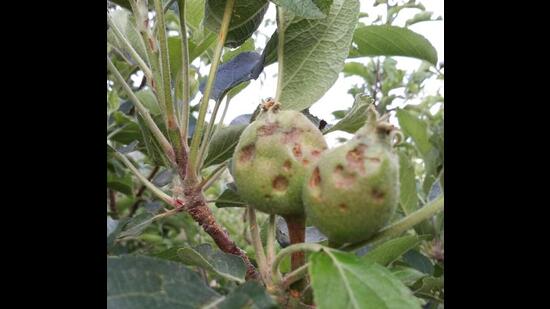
[279,0,360,111]
[309,250,422,309]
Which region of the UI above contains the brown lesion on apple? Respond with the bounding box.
[311,149,322,158]
[257,122,279,136]
[309,167,321,188]
[333,164,356,188]
[371,188,385,203]
[282,127,303,144]
[338,203,348,213]
[346,144,367,175]
[272,175,289,191]
[239,144,256,163]
[292,143,302,158]
[283,160,292,172]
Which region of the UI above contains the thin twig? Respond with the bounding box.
[266,214,276,267]
[188,0,236,176]
[176,0,191,141]
[199,161,228,190]
[107,11,153,80]
[248,207,269,284]
[107,57,176,164]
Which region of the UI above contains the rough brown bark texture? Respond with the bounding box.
[183,185,259,280]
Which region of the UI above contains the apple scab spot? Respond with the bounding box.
[239,144,255,162]
[283,160,292,172]
[338,203,348,212]
[309,167,321,188]
[257,123,279,136]
[272,175,288,191]
[292,143,302,158]
[334,164,356,188]
[282,127,302,143]
[346,144,367,174]
[311,149,321,157]
[371,188,385,203]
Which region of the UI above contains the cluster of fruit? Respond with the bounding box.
[232,99,401,246]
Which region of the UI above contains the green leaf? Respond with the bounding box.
[351,25,437,65]
[107,171,134,196]
[396,109,431,158]
[177,243,247,283]
[391,266,428,286]
[185,0,207,40]
[363,235,428,266]
[209,281,278,308]
[275,0,360,110]
[223,38,255,62]
[203,124,247,168]
[342,61,372,80]
[135,89,161,116]
[136,115,171,167]
[309,249,422,309]
[108,9,149,65]
[109,112,143,145]
[403,250,434,275]
[117,212,155,240]
[109,0,132,10]
[150,247,182,262]
[107,255,219,309]
[271,0,333,19]
[398,150,418,216]
[204,0,269,48]
[405,12,442,27]
[215,188,247,208]
[168,34,217,80]
[323,94,372,134]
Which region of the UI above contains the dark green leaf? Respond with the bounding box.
[150,247,182,262]
[136,115,171,167]
[199,52,264,102]
[213,281,278,309]
[107,171,134,196]
[403,250,434,275]
[107,255,219,309]
[117,213,155,240]
[177,243,247,283]
[363,235,428,267]
[323,94,373,134]
[205,0,269,48]
[309,249,422,308]
[391,266,428,287]
[276,216,327,248]
[215,187,247,208]
[351,25,437,65]
[107,216,129,251]
[116,140,139,154]
[152,169,174,187]
[204,124,247,168]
